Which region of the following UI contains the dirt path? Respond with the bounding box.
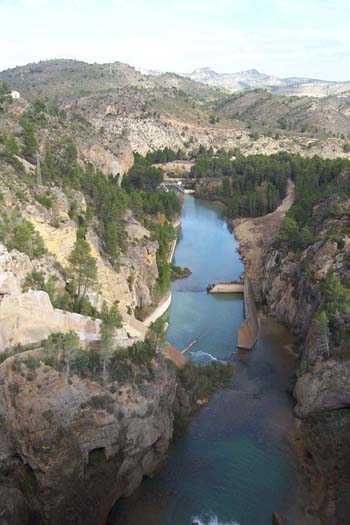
[232,179,295,299]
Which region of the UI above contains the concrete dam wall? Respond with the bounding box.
[237,278,259,350]
[208,278,259,350]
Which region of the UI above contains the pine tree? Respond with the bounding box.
[68,239,97,313]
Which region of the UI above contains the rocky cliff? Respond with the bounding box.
[229,167,350,524]
[261,196,350,524]
[0,161,162,348]
[0,346,190,524]
[263,260,350,523]
[0,334,233,524]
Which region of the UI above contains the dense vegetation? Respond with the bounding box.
[270,156,350,357]
[191,148,289,217]
[41,329,158,386]
[278,156,350,251]
[144,147,186,164]
[0,81,12,111]
[153,222,176,294]
[0,204,46,259]
[189,149,350,224]
[316,272,350,357]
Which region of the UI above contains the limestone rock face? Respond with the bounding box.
[260,198,350,524]
[82,142,134,178]
[0,289,101,349]
[0,290,54,348]
[0,243,101,349]
[295,359,350,418]
[263,249,321,337]
[0,351,180,524]
[0,244,32,282]
[26,198,159,314]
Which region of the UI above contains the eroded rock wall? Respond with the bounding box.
[0,349,186,524]
[261,220,350,524]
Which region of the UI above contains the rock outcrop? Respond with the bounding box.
[260,202,350,524]
[231,178,350,523]
[22,189,159,315]
[0,239,154,350]
[0,348,185,524]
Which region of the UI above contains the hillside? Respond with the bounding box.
[214,90,350,138]
[1,59,350,173]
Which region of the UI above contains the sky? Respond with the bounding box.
[0,0,349,80]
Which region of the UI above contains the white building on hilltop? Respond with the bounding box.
[10,90,20,100]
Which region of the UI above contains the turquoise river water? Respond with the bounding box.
[109,196,308,525]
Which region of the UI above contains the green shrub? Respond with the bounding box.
[36,193,53,209]
[86,395,112,411]
[9,219,46,258]
[24,355,38,371]
[22,270,46,292]
[178,360,233,405]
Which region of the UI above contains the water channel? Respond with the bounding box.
[109,195,307,525]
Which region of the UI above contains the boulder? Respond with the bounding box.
[272,512,284,525]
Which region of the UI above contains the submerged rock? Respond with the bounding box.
[272,512,284,525]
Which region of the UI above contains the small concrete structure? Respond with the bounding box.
[208,278,258,350]
[237,278,259,350]
[208,282,244,293]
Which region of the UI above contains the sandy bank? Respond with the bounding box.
[232,179,295,299]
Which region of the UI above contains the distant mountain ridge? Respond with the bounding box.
[133,65,350,97]
[187,67,321,89]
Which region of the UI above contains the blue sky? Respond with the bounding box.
[0,0,349,80]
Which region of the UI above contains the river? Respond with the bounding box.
[109,196,308,525]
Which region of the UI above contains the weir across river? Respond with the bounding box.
[208,278,259,349]
[111,193,305,525]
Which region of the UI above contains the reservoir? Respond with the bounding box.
[109,196,308,525]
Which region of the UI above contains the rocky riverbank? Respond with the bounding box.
[232,178,295,300]
[233,176,350,524]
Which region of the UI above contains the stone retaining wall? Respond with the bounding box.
[237,278,259,349]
